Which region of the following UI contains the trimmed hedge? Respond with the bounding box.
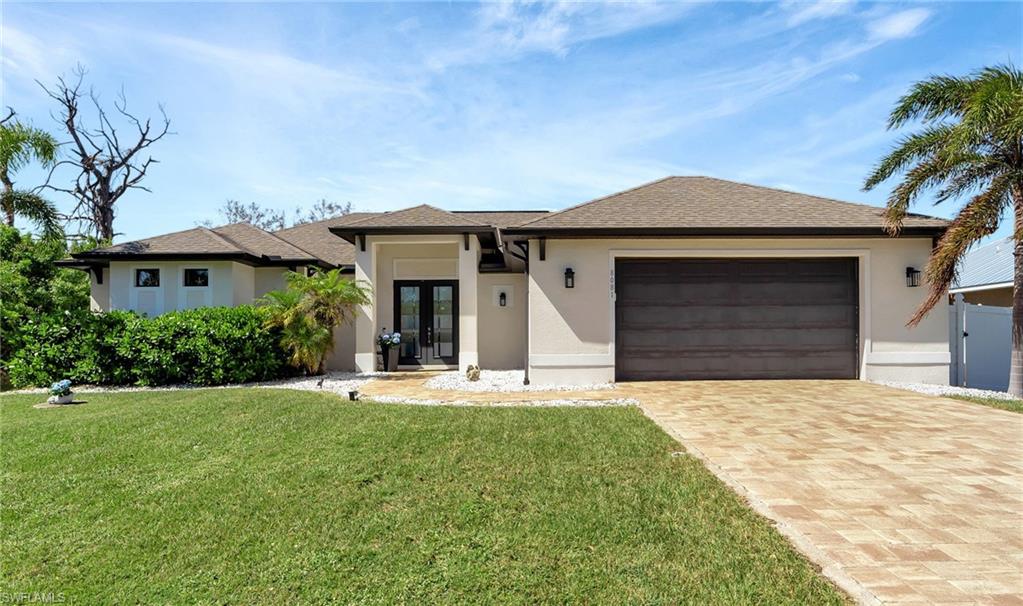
[6,306,293,388]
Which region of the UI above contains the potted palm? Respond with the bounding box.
[377,330,401,372]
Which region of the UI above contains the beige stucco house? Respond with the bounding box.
[63,177,951,386]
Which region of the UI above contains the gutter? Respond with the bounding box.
[948,281,1013,294]
[513,240,530,385]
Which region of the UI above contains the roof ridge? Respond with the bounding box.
[693,176,947,222]
[256,226,326,261]
[274,211,381,234]
[514,176,677,228]
[91,224,217,252]
[206,225,252,254]
[452,209,550,214]
[417,203,489,225]
[339,203,491,227]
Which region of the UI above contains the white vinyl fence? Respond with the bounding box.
[949,295,1011,391]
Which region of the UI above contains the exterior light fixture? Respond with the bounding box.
[564,267,575,289]
[905,267,921,288]
[499,292,507,307]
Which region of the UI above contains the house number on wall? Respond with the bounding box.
[609,270,616,300]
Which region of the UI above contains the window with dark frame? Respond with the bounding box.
[183,268,209,287]
[134,268,160,287]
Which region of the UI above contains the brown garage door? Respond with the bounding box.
[615,258,858,380]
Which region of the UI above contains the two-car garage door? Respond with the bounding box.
[614,258,858,381]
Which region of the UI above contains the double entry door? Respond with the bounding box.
[394,280,458,367]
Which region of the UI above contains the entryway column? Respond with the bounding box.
[458,235,479,372]
[354,238,376,373]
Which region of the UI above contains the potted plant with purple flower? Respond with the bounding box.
[377,329,402,372]
[48,379,74,405]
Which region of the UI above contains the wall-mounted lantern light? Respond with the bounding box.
[564,267,575,289]
[499,292,507,307]
[905,267,921,288]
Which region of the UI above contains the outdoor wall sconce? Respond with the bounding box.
[905,267,921,288]
[499,292,507,307]
[564,267,575,289]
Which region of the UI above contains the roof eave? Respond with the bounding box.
[502,226,947,238]
[69,251,325,267]
[329,225,497,243]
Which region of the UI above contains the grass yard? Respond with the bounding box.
[949,394,1023,414]
[1,389,845,605]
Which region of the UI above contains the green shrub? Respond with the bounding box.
[6,306,292,388]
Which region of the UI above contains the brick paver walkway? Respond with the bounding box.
[631,380,1023,605]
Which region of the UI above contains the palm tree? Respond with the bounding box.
[259,269,371,374]
[0,113,61,237]
[864,64,1023,396]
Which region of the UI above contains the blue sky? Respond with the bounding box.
[2,1,1020,242]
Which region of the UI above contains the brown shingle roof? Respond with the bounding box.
[340,204,491,229]
[74,223,321,264]
[509,176,948,234]
[452,211,550,228]
[273,212,380,267]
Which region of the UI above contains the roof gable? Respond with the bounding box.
[341,204,490,229]
[511,176,947,233]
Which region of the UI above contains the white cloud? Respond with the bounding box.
[427,1,696,70]
[0,25,82,85]
[867,8,931,41]
[785,0,856,27]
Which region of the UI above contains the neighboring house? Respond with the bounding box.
[61,176,951,385]
[949,236,1013,307]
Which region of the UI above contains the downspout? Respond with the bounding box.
[512,240,530,385]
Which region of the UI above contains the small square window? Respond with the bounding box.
[183,268,209,287]
[134,268,160,287]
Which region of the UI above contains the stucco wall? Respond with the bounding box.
[477,273,527,369]
[89,268,110,311]
[108,261,236,316]
[527,237,950,385]
[373,242,459,336]
[325,322,357,371]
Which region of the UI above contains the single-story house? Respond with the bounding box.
[949,236,1013,307]
[61,176,951,385]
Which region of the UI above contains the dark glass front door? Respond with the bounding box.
[394,280,458,366]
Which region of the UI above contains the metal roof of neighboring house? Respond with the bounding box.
[68,222,323,266]
[504,176,948,235]
[951,236,1014,291]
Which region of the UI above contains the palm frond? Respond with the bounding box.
[0,120,58,174]
[863,124,957,191]
[887,74,974,128]
[910,176,1012,326]
[1,190,62,238]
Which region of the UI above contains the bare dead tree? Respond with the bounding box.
[201,199,287,231]
[39,67,171,241]
[293,199,352,225]
[1,107,15,126]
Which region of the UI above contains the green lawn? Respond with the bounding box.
[949,394,1023,414]
[1,389,845,604]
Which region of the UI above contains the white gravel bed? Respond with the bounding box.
[875,381,1021,401]
[424,370,614,393]
[367,395,637,407]
[4,372,378,396]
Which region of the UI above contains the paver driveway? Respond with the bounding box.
[630,380,1023,606]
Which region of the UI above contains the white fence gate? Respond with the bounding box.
[949,295,1011,391]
